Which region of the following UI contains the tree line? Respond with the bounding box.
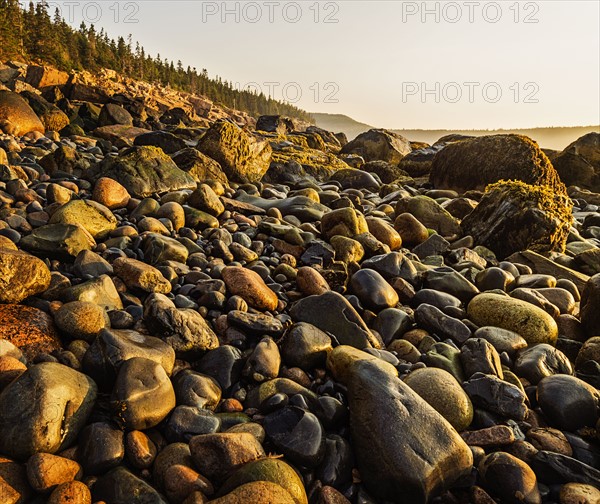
[0,0,313,121]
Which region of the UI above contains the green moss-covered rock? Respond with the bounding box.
[90,145,196,197]
[171,147,228,185]
[461,180,573,258]
[395,195,461,236]
[20,91,69,132]
[430,134,564,193]
[197,121,272,183]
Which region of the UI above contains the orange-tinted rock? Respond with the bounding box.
[92,177,131,209]
[47,481,91,504]
[221,266,278,311]
[296,267,330,296]
[0,248,51,303]
[0,305,62,361]
[0,457,33,504]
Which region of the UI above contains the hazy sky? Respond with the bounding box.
[47,0,600,129]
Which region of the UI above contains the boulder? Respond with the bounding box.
[552,132,600,192]
[0,90,45,136]
[398,144,446,177]
[461,180,573,258]
[395,196,461,236]
[98,103,133,127]
[347,359,473,502]
[89,146,196,198]
[25,65,69,88]
[429,134,564,193]
[172,147,228,185]
[0,362,97,460]
[256,115,297,134]
[20,91,69,132]
[340,129,411,164]
[197,121,272,183]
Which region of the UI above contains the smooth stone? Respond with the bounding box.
[189,432,265,484]
[347,359,473,502]
[173,370,221,410]
[143,233,189,264]
[290,291,382,349]
[537,287,576,315]
[415,303,472,344]
[581,274,600,337]
[19,223,96,259]
[245,378,318,410]
[263,406,325,468]
[25,453,81,493]
[111,357,176,430]
[463,372,528,421]
[424,267,479,302]
[221,266,278,311]
[403,367,474,431]
[210,481,295,504]
[393,212,429,246]
[53,301,109,341]
[316,434,354,488]
[362,252,418,284]
[537,375,600,431]
[412,288,461,310]
[92,466,167,504]
[0,362,97,460]
[373,308,412,345]
[240,333,278,377]
[514,344,573,384]
[422,342,465,382]
[77,422,124,475]
[296,266,330,295]
[475,267,515,292]
[82,328,175,390]
[468,293,558,346]
[279,322,333,370]
[350,268,399,311]
[461,425,516,447]
[320,207,368,240]
[92,177,130,209]
[474,326,528,357]
[326,345,398,386]
[164,406,221,443]
[526,427,572,456]
[217,458,308,504]
[559,483,600,504]
[47,481,92,504]
[196,346,244,393]
[126,430,157,469]
[479,452,541,504]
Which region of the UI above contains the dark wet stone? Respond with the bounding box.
[415,303,471,344]
[173,369,221,410]
[82,328,175,390]
[514,344,573,385]
[362,252,418,285]
[314,396,347,429]
[93,466,168,504]
[263,406,325,468]
[77,421,125,475]
[423,267,479,302]
[463,372,528,421]
[349,268,399,311]
[195,345,245,392]
[537,374,600,431]
[473,326,528,357]
[460,338,503,379]
[280,322,333,370]
[514,274,556,290]
[316,434,354,488]
[412,233,450,260]
[290,291,382,349]
[373,308,412,345]
[422,342,465,382]
[479,451,541,504]
[301,240,335,267]
[530,450,600,487]
[412,288,461,310]
[164,406,221,443]
[227,310,284,336]
[511,288,560,318]
[475,267,515,292]
[346,360,472,503]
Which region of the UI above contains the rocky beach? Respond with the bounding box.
[0,62,600,504]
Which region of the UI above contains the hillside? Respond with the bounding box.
[0,0,312,122]
[312,112,599,151]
